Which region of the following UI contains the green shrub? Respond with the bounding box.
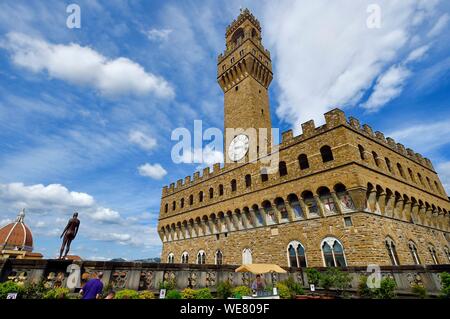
[318,268,351,295]
[159,279,176,291]
[275,283,291,299]
[440,272,450,298]
[411,284,427,299]
[139,291,155,299]
[232,286,252,298]
[374,277,396,299]
[357,276,373,299]
[114,289,140,299]
[305,268,321,287]
[217,281,233,299]
[166,290,182,299]
[0,281,24,299]
[320,270,334,290]
[281,276,305,297]
[181,288,197,299]
[43,287,70,299]
[22,281,47,299]
[195,288,213,299]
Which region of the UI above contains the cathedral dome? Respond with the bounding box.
[0,209,33,252]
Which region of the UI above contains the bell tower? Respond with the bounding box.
[217,9,273,162]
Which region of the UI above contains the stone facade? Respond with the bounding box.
[157,10,450,268]
[1,259,449,296]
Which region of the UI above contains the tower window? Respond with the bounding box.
[245,174,251,188]
[189,195,194,205]
[209,187,214,199]
[344,217,353,227]
[261,169,268,182]
[298,154,309,170]
[219,184,224,196]
[199,191,203,203]
[235,86,239,91]
[358,145,365,160]
[231,179,237,192]
[180,198,184,209]
[261,109,264,115]
[231,57,235,63]
[279,161,288,177]
[320,145,334,162]
[222,65,226,71]
[164,203,168,213]
[172,201,176,211]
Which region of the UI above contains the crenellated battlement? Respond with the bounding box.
[225,8,261,37]
[162,109,435,196]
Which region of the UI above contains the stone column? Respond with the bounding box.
[385,194,395,218]
[271,205,282,224]
[224,215,234,231]
[331,192,344,215]
[284,200,296,221]
[177,225,184,240]
[347,188,367,211]
[314,195,326,217]
[232,214,242,230]
[402,200,412,222]
[410,203,419,224]
[418,206,427,226]
[377,192,386,215]
[393,198,404,220]
[298,198,310,219]
[249,209,258,227]
[367,190,378,213]
[425,208,433,227]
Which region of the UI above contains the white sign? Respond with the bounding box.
[7,293,17,299]
[272,287,278,295]
[159,289,166,299]
[310,284,315,292]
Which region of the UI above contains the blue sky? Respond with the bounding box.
[0,0,449,260]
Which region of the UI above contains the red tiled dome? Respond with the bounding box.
[0,210,33,252]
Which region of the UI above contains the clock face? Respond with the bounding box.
[228,134,249,161]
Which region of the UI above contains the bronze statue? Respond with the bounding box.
[59,212,80,259]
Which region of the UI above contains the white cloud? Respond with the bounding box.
[363,65,411,111]
[1,32,175,98]
[128,129,157,151]
[387,120,450,152]
[91,207,121,223]
[177,145,224,165]
[138,163,167,180]
[436,162,450,195]
[0,182,94,210]
[263,0,442,128]
[427,13,449,37]
[406,45,430,63]
[146,28,173,41]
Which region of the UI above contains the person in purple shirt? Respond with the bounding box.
[80,272,104,300]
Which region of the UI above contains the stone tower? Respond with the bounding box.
[217,9,273,162]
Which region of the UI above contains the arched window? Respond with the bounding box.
[231,179,237,192]
[219,184,224,196]
[334,183,355,211]
[215,250,223,265]
[275,197,289,222]
[197,250,206,265]
[302,190,319,216]
[417,173,424,186]
[407,168,415,182]
[358,145,365,160]
[321,237,346,267]
[318,187,337,214]
[287,194,304,219]
[252,205,264,226]
[279,161,288,176]
[372,151,380,167]
[242,248,252,264]
[287,241,307,268]
[245,174,251,188]
[164,203,168,213]
[408,241,421,265]
[385,237,400,266]
[298,154,309,170]
[444,247,450,263]
[209,187,214,199]
[320,145,334,162]
[428,245,439,265]
[397,163,405,178]
[199,191,203,203]
[231,27,244,47]
[180,198,184,209]
[189,194,194,205]
[172,201,176,211]
[167,252,174,264]
[181,251,189,264]
[426,177,433,190]
[434,181,441,194]
[385,157,392,172]
[261,169,268,182]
